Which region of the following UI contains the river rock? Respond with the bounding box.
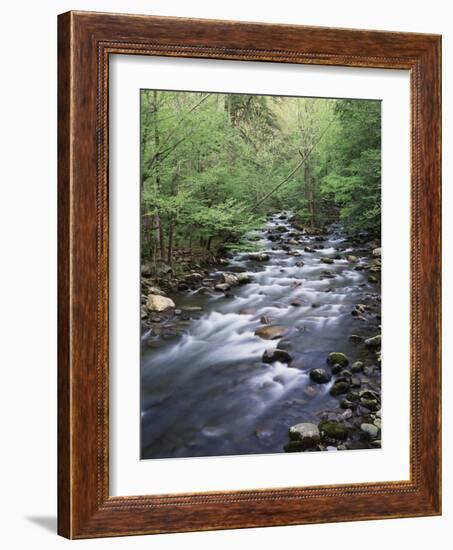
[295,260,305,267]
[326,352,349,367]
[255,326,289,340]
[359,391,380,411]
[361,423,379,439]
[331,363,343,375]
[222,273,239,286]
[239,307,256,315]
[147,285,166,296]
[340,399,356,410]
[146,294,175,312]
[346,391,360,402]
[352,304,366,316]
[215,283,230,292]
[277,339,293,351]
[237,273,251,284]
[351,361,364,372]
[309,368,332,384]
[319,420,348,441]
[185,272,204,283]
[373,247,382,257]
[249,253,270,262]
[365,334,381,349]
[262,348,292,364]
[361,398,379,411]
[288,423,320,449]
[320,257,334,264]
[303,246,316,253]
[347,255,357,262]
[141,263,153,277]
[330,380,350,396]
[284,441,313,452]
[156,263,172,277]
[339,408,353,421]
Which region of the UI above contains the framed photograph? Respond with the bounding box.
[58,11,441,538]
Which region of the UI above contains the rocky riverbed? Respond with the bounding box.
[140,212,382,459]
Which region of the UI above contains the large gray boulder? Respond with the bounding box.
[326,352,349,367]
[309,368,332,384]
[365,334,381,349]
[288,423,320,449]
[222,273,239,286]
[237,272,251,284]
[319,420,348,441]
[141,262,153,277]
[146,294,175,312]
[361,423,379,439]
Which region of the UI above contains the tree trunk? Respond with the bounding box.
[152,90,165,263]
[167,222,174,265]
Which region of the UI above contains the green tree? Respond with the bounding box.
[140,91,382,277]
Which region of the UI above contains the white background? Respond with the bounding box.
[110,57,410,495]
[0,0,450,548]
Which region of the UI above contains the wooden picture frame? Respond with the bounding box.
[58,10,441,539]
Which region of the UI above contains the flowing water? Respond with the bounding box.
[141,212,381,459]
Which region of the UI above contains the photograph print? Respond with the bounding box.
[140,90,382,459]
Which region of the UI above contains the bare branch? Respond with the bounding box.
[250,117,335,212]
[147,93,212,170]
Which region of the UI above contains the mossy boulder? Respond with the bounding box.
[309,368,332,384]
[319,420,348,441]
[288,423,320,450]
[326,352,349,368]
[330,380,350,397]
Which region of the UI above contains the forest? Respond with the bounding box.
[140,90,382,458]
[140,91,381,274]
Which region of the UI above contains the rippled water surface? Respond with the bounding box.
[141,213,380,459]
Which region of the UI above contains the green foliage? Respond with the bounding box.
[320,100,381,233]
[140,91,381,271]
